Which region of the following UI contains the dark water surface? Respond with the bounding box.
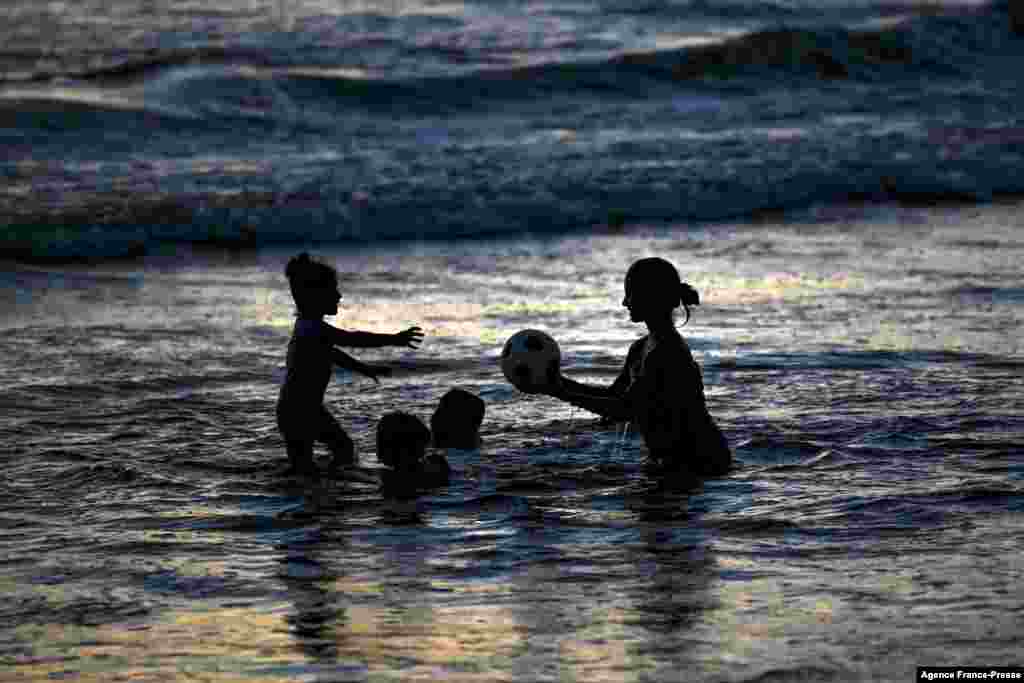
[2,202,1022,681]
[3,1,1024,258]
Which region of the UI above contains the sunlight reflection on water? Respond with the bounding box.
[2,204,1023,681]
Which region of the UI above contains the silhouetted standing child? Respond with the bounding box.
[277,253,424,476]
[377,412,450,497]
[430,388,485,450]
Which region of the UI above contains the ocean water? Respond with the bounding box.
[2,0,1024,681]
[3,202,1023,681]
[3,0,1024,257]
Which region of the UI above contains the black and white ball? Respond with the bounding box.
[501,329,561,391]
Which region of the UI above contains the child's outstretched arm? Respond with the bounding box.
[325,324,424,349]
[331,347,392,384]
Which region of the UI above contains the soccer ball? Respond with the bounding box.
[501,329,561,392]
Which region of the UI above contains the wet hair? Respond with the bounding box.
[626,257,701,325]
[376,412,431,470]
[431,388,485,449]
[284,252,338,314]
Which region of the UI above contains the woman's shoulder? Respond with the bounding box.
[627,335,649,356]
[644,331,694,367]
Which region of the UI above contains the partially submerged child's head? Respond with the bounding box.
[431,388,485,449]
[285,252,340,317]
[377,412,431,470]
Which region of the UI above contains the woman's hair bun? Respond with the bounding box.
[680,282,700,307]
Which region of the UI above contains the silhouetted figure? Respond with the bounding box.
[430,388,485,449]
[377,412,450,497]
[276,253,424,476]
[537,257,731,476]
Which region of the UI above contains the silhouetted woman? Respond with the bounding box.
[540,257,731,476]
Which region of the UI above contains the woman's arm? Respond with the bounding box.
[542,348,636,421]
[325,324,423,349]
[547,377,632,421]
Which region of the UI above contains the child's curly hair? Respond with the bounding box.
[285,252,338,313]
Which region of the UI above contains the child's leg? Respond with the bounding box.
[278,405,316,475]
[276,405,311,475]
[316,407,355,469]
[283,438,316,475]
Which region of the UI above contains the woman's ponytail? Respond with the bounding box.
[679,282,700,325]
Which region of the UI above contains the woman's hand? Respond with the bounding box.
[393,326,424,349]
[522,364,563,397]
